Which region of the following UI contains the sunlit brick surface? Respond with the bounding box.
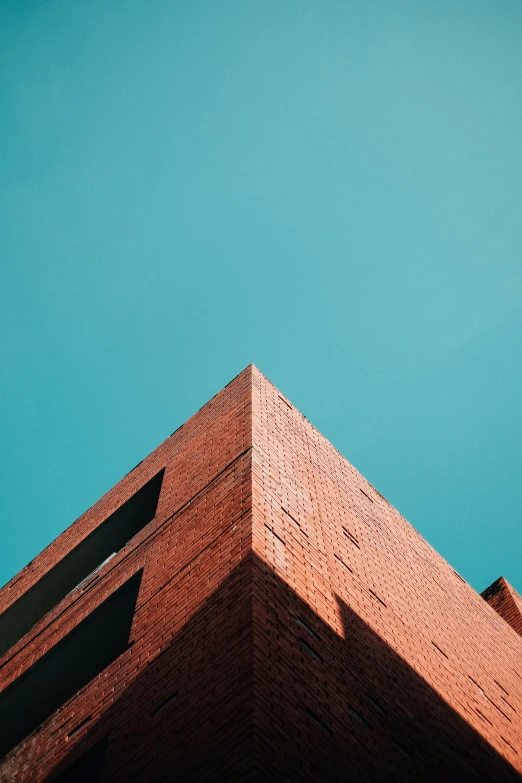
[250,367,522,779]
[1,365,521,781]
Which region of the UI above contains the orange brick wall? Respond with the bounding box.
[1,365,521,781]
[482,577,522,638]
[250,366,522,779]
[0,368,254,782]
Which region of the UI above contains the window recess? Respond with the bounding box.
[0,469,163,658]
[0,570,142,759]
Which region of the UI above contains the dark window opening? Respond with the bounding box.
[49,737,108,783]
[0,470,163,657]
[0,570,142,759]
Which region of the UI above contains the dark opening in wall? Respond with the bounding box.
[0,570,142,759]
[50,737,108,783]
[0,470,163,657]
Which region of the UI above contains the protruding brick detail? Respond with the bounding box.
[0,365,521,781]
[482,577,522,637]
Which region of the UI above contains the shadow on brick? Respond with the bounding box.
[42,554,520,783]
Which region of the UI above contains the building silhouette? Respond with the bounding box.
[0,365,521,781]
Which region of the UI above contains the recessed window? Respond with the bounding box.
[0,570,142,758]
[0,470,163,657]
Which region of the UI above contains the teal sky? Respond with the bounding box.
[1,0,521,594]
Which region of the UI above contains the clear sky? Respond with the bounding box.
[1,0,521,594]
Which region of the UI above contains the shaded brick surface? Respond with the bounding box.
[0,365,521,781]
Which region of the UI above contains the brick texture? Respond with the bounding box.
[482,577,522,638]
[0,365,521,781]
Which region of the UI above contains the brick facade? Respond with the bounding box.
[482,577,522,638]
[0,365,520,781]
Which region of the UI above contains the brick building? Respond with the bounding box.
[0,364,521,781]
